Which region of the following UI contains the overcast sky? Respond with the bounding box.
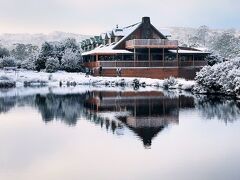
[0,0,239,35]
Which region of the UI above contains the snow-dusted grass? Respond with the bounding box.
[0,69,195,90]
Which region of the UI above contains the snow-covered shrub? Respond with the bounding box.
[21,52,39,70]
[61,49,81,72]
[163,77,177,89]
[132,79,140,88]
[21,59,35,70]
[205,53,226,66]
[0,56,16,68]
[45,57,60,73]
[195,57,240,96]
[0,46,10,58]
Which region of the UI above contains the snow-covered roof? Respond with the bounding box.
[112,28,124,37]
[111,22,141,48]
[169,49,210,54]
[100,33,106,39]
[82,22,141,56]
[82,44,133,55]
[106,31,112,38]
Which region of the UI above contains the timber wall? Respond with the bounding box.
[92,67,201,80]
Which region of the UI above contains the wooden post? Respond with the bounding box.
[96,54,98,61]
[177,47,179,67]
[163,48,165,67]
[134,48,136,67]
[193,55,195,67]
[148,48,151,67]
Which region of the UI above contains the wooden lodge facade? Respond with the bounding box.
[81,17,210,79]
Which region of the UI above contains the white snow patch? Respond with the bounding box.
[0,69,195,91]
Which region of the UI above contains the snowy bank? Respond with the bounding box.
[0,69,195,91]
[0,75,16,88]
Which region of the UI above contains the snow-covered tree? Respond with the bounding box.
[61,48,82,72]
[62,38,79,52]
[0,46,10,58]
[36,38,81,71]
[209,30,240,59]
[21,51,39,70]
[196,25,209,46]
[188,25,209,47]
[0,56,17,68]
[45,57,60,73]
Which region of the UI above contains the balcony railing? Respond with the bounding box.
[126,39,178,49]
[99,60,206,68]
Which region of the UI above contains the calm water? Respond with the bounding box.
[0,87,240,180]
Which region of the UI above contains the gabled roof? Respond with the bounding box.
[82,22,141,56]
[111,22,141,49]
[100,33,106,39]
[106,31,112,38]
[85,39,91,45]
[94,36,102,43]
[112,28,124,37]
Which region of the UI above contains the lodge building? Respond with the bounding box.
[81,17,210,79]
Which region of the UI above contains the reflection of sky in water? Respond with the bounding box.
[0,89,240,180]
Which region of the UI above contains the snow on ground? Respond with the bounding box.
[0,69,195,90]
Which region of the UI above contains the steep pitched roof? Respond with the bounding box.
[111,22,141,49]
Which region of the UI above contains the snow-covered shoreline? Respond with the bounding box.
[0,69,195,90]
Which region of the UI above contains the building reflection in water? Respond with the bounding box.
[1,88,239,148]
[84,91,195,147]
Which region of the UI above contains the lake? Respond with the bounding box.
[0,87,240,180]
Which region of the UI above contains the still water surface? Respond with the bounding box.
[0,87,240,180]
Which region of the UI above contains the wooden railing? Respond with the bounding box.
[126,39,178,49]
[99,60,206,68]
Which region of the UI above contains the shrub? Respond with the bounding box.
[45,57,60,73]
[163,77,177,89]
[195,57,240,96]
[0,56,16,68]
[35,56,47,72]
[61,49,81,72]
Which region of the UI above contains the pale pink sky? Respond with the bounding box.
[0,0,239,34]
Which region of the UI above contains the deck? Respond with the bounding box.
[99,60,206,68]
[126,39,178,49]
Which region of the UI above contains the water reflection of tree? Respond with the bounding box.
[0,97,16,113]
[0,95,35,114]
[34,94,85,126]
[195,95,240,123]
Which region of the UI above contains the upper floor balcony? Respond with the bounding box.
[126,39,178,49]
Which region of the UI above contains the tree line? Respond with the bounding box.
[0,38,82,72]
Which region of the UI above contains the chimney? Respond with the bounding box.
[142,17,151,24]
